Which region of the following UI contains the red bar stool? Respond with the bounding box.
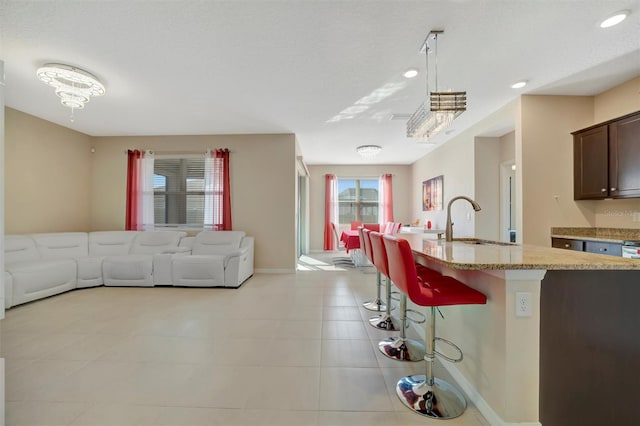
[383,234,487,420]
[359,228,386,312]
[367,231,398,331]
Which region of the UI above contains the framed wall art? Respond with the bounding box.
[422,175,443,211]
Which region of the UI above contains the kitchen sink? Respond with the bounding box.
[455,238,516,246]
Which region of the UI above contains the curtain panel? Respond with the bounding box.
[205,148,232,231]
[126,148,230,231]
[379,173,394,225]
[126,150,154,231]
[125,150,141,230]
[324,174,338,250]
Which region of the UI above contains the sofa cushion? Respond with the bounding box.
[32,232,89,259]
[5,235,39,264]
[130,231,187,255]
[76,256,105,288]
[191,231,246,255]
[6,258,77,299]
[102,255,153,287]
[89,231,139,256]
[172,255,225,287]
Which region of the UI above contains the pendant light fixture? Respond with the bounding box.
[36,63,105,122]
[407,30,466,141]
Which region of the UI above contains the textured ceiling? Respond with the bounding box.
[2,0,639,165]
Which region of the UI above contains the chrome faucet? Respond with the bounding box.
[445,196,481,242]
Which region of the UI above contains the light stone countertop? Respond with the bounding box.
[550,227,640,244]
[550,234,624,244]
[399,234,640,271]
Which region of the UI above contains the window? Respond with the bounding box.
[337,178,379,224]
[153,158,205,226]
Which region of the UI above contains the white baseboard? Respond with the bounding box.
[254,268,296,274]
[0,358,4,426]
[438,347,541,426]
[406,320,540,426]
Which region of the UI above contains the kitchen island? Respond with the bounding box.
[398,234,640,426]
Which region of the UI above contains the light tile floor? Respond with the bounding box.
[1,254,490,426]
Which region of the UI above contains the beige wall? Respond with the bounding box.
[91,134,298,271]
[474,137,501,240]
[411,100,518,239]
[518,77,640,243]
[594,75,640,122]
[5,108,93,233]
[307,164,412,251]
[411,76,640,248]
[519,95,595,246]
[500,131,515,163]
[4,109,297,270]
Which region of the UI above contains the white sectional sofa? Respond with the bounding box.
[172,230,254,287]
[4,230,254,309]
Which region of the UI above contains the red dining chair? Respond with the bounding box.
[367,231,398,331]
[363,223,380,232]
[383,234,487,419]
[391,222,402,234]
[360,228,386,312]
[350,221,362,230]
[330,222,353,266]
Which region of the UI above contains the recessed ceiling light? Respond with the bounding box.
[511,81,528,89]
[600,10,630,28]
[403,69,419,78]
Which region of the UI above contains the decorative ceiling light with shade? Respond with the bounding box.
[36,63,105,122]
[356,144,382,158]
[407,30,466,142]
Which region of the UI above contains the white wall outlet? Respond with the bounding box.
[515,292,532,317]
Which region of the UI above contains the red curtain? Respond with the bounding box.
[324,174,337,250]
[125,149,142,230]
[213,149,232,230]
[379,173,394,224]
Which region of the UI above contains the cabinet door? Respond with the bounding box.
[584,241,622,257]
[573,125,609,199]
[551,238,584,251]
[609,112,640,198]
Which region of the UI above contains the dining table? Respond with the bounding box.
[339,229,361,253]
[339,223,381,253]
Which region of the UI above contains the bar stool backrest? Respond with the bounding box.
[383,234,423,303]
[369,231,390,279]
[361,228,374,263]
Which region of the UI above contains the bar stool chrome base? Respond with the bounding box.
[396,375,466,419]
[378,337,425,362]
[363,299,386,312]
[369,313,398,331]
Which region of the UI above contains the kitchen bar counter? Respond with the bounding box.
[399,233,640,270]
[397,233,640,426]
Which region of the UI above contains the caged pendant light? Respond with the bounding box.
[407,30,466,141]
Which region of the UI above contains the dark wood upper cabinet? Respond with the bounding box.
[609,113,640,198]
[573,125,608,199]
[573,111,640,200]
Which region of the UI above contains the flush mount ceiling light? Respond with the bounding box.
[403,69,419,78]
[407,30,467,142]
[36,63,105,121]
[600,10,630,28]
[356,144,382,158]
[511,80,528,89]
